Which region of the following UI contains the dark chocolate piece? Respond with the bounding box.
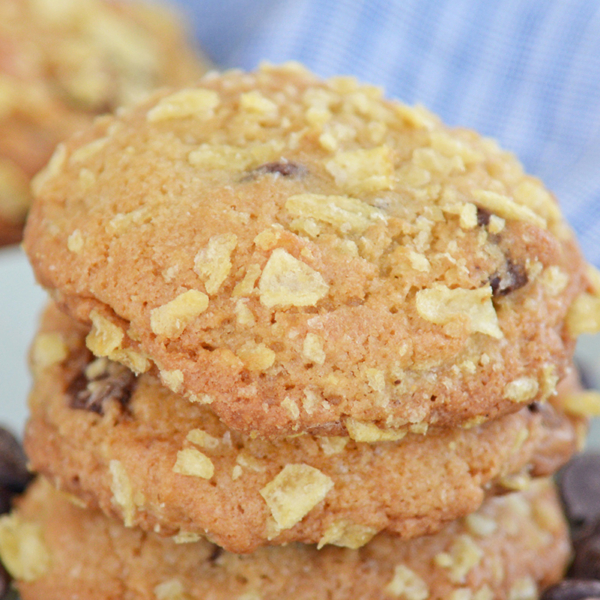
[0,563,10,600]
[570,520,600,580]
[0,428,31,493]
[541,580,600,600]
[68,360,137,415]
[558,453,600,530]
[477,207,492,227]
[490,259,528,297]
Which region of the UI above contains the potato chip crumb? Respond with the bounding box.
[416,284,502,339]
[86,310,124,357]
[281,396,300,419]
[161,369,184,393]
[507,576,537,600]
[173,448,214,480]
[385,564,429,600]
[150,290,209,339]
[567,292,600,336]
[325,146,394,194]
[31,332,68,373]
[317,436,349,456]
[109,460,136,527]
[560,390,600,417]
[194,233,238,295]
[234,299,256,326]
[285,193,386,234]
[0,514,50,582]
[302,333,326,365]
[317,519,377,549]
[233,264,262,297]
[172,531,201,544]
[503,377,539,403]
[465,513,497,537]
[345,418,406,443]
[154,578,188,600]
[186,429,220,450]
[434,534,483,583]
[260,464,334,530]
[147,89,220,122]
[67,229,84,253]
[472,190,546,228]
[236,342,276,371]
[259,248,329,308]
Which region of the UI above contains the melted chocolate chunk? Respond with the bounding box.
[0,562,9,600]
[476,207,492,227]
[558,454,600,531]
[490,259,528,297]
[570,519,600,580]
[541,580,600,600]
[67,360,137,415]
[0,427,31,493]
[251,161,307,178]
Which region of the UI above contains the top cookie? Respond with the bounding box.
[0,0,208,242]
[25,63,596,436]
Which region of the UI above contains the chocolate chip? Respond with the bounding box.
[208,545,223,562]
[477,207,492,227]
[251,161,307,178]
[67,359,137,415]
[541,580,600,600]
[0,427,31,494]
[490,259,528,296]
[558,454,600,531]
[0,563,10,600]
[0,488,12,516]
[570,519,600,580]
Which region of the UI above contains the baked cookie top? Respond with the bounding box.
[25,63,596,436]
[1,477,569,600]
[0,0,207,230]
[25,303,583,553]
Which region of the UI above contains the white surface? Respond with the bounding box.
[0,246,46,437]
[0,246,598,447]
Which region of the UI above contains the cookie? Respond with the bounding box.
[24,63,595,436]
[0,477,569,600]
[0,0,208,243]
[24,302,584,553]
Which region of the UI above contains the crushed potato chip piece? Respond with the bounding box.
[416,284,502,339]
[194,233,238,295]
[150,290,209,339]
[567,293,600,336]
[465,513,497,537]
[540,266,569,296]
[154,578,188,600]
[434,534,483,583]
[173,448,214,479]
[503,377,539,403]
[234,300,256,326]
[240,90,278,114]
[109,460,136,527]
[285,193,386,234]
[560,390,600,417]
[0,514,50,582]
[507,576,537,600]
[317,436,349,456]
[31,332,68,372]
[302,333,326,365]
[186,429,220,450]
[161,369,184,394]
[67,229,84,253]
[259,249,329,308]
[385,564,429,600]
[472,190,546,228]
[70,137,109,163]
[86,310,124,356]
[147,89,219,122]
[325,146,394,194]
[232,264,262,297]
[188,142,283,171]
[172,532,201,544]
[236,342,276,372]
[317,519,377,549]
[345,418,406,443]
[260,464,333,530]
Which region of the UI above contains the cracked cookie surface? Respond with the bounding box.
[24,303,584,553]
[25,63,593,435]
[2,477,569,600]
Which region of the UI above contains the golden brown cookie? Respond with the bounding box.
[0,477,570,600]
[24,63,595,436]
[0,0,208,244]
[24,303,584,553]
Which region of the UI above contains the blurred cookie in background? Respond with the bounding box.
[0,0,210,245]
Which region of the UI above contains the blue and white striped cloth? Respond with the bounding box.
[174,0,600,266]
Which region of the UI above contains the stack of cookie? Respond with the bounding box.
[0,0,208,245]
[3,63,600,599]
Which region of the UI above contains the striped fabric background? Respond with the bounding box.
[174,0,600,266]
